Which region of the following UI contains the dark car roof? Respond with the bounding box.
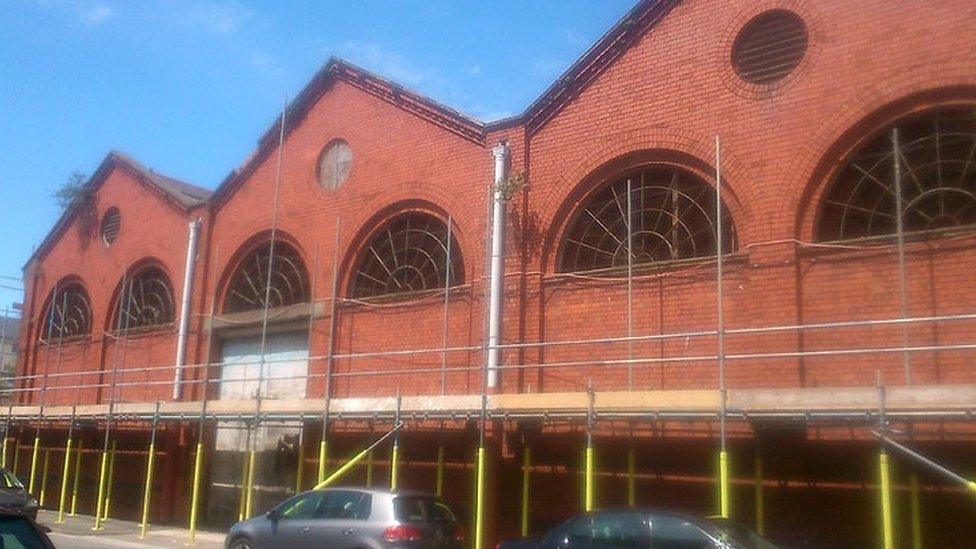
[309,487,438,498]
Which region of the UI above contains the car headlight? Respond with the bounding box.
[26,498,38,508]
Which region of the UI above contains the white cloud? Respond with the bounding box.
[81,4,112,25]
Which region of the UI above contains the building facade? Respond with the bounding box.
[11,0,976,546]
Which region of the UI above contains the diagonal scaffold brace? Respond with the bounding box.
[313,421,405,490]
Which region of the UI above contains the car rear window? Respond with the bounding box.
[393,497,456,523]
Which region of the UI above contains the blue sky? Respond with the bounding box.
[0,0,635,312]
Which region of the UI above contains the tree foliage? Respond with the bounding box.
[53,171,91,211]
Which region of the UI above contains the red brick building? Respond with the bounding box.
[11,0,976,546]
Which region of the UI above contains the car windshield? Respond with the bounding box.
[0,470,23,490]
[705,517,778,549]
[393,496,456,523]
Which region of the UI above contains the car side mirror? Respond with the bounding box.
[266,509,280,522]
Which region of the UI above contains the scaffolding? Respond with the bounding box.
[4,131,976,549]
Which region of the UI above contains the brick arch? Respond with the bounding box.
[216,229,310,313]
[103,258,177,332]
[338,198,471,298]
[535,128,752,273]
[36,275,93,340]
[790,80,976,241]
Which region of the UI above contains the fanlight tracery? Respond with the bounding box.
[40,283,92,340]
[224,241,309,313]
[559,165,736,272]
[351,213,463,298]
[111,267,175,330]
[817,107,976,241]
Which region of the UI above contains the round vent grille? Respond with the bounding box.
[732,10,808,85]
[318,139,352,190]
[101,207,121,246]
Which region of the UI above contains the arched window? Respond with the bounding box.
[559,165,736,272]
[817,107,976,241]
[224,241,309,313]
[351,213,463,298]
[39,282,92,340]
[111,267,175,330]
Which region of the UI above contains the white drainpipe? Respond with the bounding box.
[487,141,510,388]
[173,218,201,400]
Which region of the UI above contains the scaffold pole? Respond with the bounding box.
[55,405,74,524]
[139,401,160,539]
[715,135,730,519]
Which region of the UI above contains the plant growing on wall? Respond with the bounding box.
[53,171,98,244]
[493,171,526,202]
[53,171,92,210]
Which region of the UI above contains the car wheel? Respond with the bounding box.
[229,536,255,549]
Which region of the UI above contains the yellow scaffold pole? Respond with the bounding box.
[295,423,305,493]
[102,439,117,521]
[69,439,83,516]
[139,401,160,539]
[244,432,257,520]
[314,423,404,490]
[521,445,530,537]
[880,450,894,549]
[584,382,595,512]
[93,438,110,530]
[56,407,75,524]
[27,434,40,494]
[389,439,400,491]
[718,447,730,519]
[189,435,205,543]
[474,444,486,549]
[877,381,894,549]
[238,428,251,522]
[435,444,445,497]
[390,393,402,491]
[317,436,327,485]
[39,449,51,507]
[910,474,921,549]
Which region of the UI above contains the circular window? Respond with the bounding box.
[731,10,808,85]
[318,139,352,190]
[101,207,121,246]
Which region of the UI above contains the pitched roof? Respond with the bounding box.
[490,0,678,134]
[210,57,487,207]
[211,0,677,205]
[25,152,210,269]
[107,151,211,209]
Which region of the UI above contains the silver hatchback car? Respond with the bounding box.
[225,488,464,549]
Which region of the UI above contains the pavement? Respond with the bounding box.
[36,510,226,549]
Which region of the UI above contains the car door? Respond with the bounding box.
[308,489,372,548]
[270,491,329,549]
